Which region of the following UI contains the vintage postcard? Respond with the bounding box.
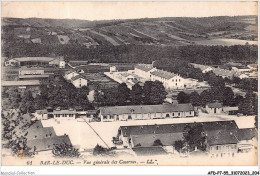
[1,1,258,170]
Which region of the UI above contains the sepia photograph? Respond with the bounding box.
[0,1,258,172]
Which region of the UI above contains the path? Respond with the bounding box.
[82,117,110,148]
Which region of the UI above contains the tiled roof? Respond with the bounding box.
[14,57,56,62]
[120,120,238,137]
[206,103,223,108]
[25,127,56,140]
[131,133,183,147]
[70,74,88,81]
[132,147,168,156]
[27,135,72,152]
[236,128,255,141]
[100,104,194,116]
[53,110,77,114]
[151,69,176,80]
[206,130,238,145]
[135,64,154,72]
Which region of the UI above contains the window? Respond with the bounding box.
[47,145,51,149]
[172,113,175,116]
[166,114,170,117]
[216,146,219,150]
[179,79,180,81]
[176,83,177,86]
[103,115,107,119]
[176,79,177,82]
[178,113,180,116]
[190,111,192,115]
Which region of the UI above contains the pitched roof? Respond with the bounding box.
[25,127,56,140]
[236,128,255,141]
[65,70,78,75]
[132,147,168,156]
[120,72,132,77]
[135,64,154,72]
[27,135,72,152]
[35,109,48,114]
[18,75,49,79]
[2,80,40,87]
[131,133,183,147]
[53,110,77,114]
[120,120,238,137]
[206,130,238,145]
[212,68,235,77]
[71,74,88,81]
[100,104,194,116]
[19,66,44,70]
[151,69,176,80]
[206,103,223,108]
[14,57,56,62]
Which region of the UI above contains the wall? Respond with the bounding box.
[72,78,88,88]
[209,144,237,158]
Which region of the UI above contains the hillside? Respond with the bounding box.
[2,16,257,47]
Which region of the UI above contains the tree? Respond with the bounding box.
[52,142,80,158]
[200,90,212,106]
[93,144,110,156]
[20,90,35,114]
[174,140,185,153]
[189,92,201,106]
[143,81,167,105]
[222,87,235,106]
[255,116,258,129]
[183,123,207,152]
[239,92,258,115]
[116,83,130,105]
[153,139,163,146]
[130,84,143,105]
[10,136,35,158]
[177,91,190,104]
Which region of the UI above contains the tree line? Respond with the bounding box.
[3,42,257,65]
[93,81,167,107]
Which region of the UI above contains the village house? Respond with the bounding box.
[70,74,88,88]
[52,109,77,119]
[117,120,245,157]
[150,69,185,89]
[64,70,80,80]
[236,128,256,153]
[134,64,156,80]
[6,57,65,68]
[5,58,18,66]
[99,103,194,122]
[110,66,118,72]
[206,130,238,158]
[231,66,251,73]
[205,103,224,114]
[20,120,72,152]
[19,67,45,75]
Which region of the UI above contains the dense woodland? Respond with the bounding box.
[2,43,257,65]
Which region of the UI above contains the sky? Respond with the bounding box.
[1,1,258,21]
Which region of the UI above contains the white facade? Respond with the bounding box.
[151,74,185,89]
[110,66,117,72]
[71,78,88,88]
[5,59,18,66]
[19,68,44,75]
[205,105,224,114]
[64,71,79,80]
[59,61,65,68]
[209,144,237,158]
[134,67,155,80]
[202,67,213,73]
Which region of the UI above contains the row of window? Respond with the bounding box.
[55,114,75,117]
[210,145,236,151]
[103,112,193,119]
[211,152,235,158]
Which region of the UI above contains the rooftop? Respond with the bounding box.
[132,147,168,156]
[206,103,223,108]
[120,120,238,137]
[206,130,238,145]
[2,80,40,86]
[236,128,255,141]
[135,64,154,72]
[19,66,44,70]
[71,74,88,81]
[151,69,176,80]
[100,104,194,116]
[19,74,49,78]
[53,109,77,114]
[14,57,56,62]
[27,135,72,152]
[25,127,56,140]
